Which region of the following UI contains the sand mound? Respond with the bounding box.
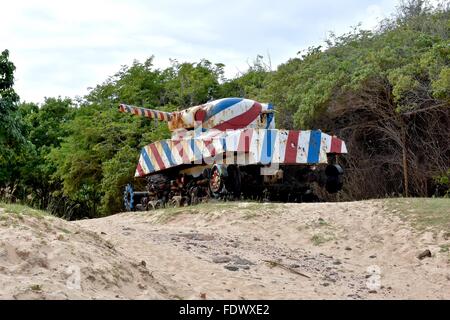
[0,208,169,299]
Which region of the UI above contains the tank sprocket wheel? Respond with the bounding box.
[124,184,134,211]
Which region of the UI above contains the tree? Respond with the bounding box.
[0,49,24,194]
[18,98,74,209]
[161,59,225,108]
[220,55,271,100]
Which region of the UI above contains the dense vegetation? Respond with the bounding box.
[0,0,448,219]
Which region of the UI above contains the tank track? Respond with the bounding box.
[124,164,343,211]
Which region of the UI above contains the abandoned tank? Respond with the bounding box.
[119,97,347,210]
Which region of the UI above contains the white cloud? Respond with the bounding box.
[1,0,401,103]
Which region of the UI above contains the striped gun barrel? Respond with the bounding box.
[119,104,172,122]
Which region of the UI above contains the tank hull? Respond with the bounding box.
[134,128,347,178]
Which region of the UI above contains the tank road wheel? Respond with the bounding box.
[168,196,182,208]
[147,199,164,211]
[209,165,224,198]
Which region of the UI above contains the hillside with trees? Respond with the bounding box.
[0,0,448,219]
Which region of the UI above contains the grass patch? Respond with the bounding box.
[440,244,450,253]
[150,201,279,223]
[0,202,48,219]
[58,227,72,234]
[311,233,334,246]
[384,198,450,233]
[153,206,199,223]
[30,284,42,292]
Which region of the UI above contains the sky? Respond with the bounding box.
[1,0,403,103]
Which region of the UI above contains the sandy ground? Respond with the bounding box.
[1,200,450,299]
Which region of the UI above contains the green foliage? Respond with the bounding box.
[432,66,450,100]
[0,49,25,185]
[48,60,173,217]
[264,1,449,128]
[17,98,74,209]
[161,59,225,108]
[221,55,271,100]
[434,169,450,197]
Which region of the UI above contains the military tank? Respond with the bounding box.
[119,98,347,211]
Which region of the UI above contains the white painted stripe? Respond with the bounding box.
[205,99,255,128]
[183,140,194,162]
[322,133,332,153]
[225,130,240,151]
[319,134,329,163]
[296,131,310,163]
[341,141,348,153]
[169,140,183,166]
[247,131,258,165]
[272,130,288,163]
[195,139,207,161]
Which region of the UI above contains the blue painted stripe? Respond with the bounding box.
[141,147,155,173]
[265,113,274,129]
[205,98,243,120]
[265,103,275,129]
[161,140,176,167]
[307,130,321,163]
[260,130,277,165]
[190,139,202,161]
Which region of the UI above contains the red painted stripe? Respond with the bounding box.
[213,102,262,131]
[204,140,216,157]
[149,144,166,170]
[133,107,139,116]
[285,130,300,163]
[238,129,253,153]
[174,140,189,164]
[330,137,343,153]
[136,162,145,177]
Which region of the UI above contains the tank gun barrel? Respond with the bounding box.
[119,104,172,122]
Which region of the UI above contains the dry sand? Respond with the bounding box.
[1,199,450,299]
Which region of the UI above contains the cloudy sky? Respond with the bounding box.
[2,0,402,103]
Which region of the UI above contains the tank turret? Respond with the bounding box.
[119,97,275,132]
